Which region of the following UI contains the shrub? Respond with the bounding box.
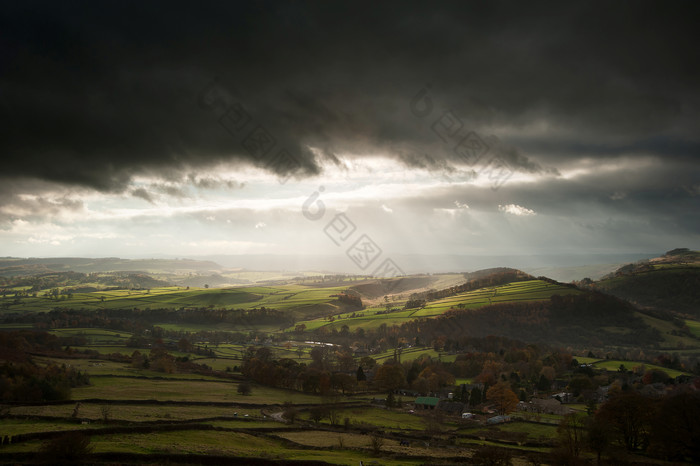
[38,432,92,464]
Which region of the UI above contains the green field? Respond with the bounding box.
[289,279,581,332]
[0,284,351,316]
[591,359,688,378]
[686,319,700,338]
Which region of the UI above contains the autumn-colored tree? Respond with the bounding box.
[556,413,588,460]
[476,359,503,385]
[177,337,191,352]
[373,362,405,393]
[486,382,519,415]
[596,391,655,451]
[648,390,700,462]
[587,416,610,465]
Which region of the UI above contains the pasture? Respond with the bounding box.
[591,359,688,378]
[290,279,581,333]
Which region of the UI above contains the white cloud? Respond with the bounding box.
[499,204,536,216]
[454,200,469,209]
[381,204,393,213]
[610,191,627,200]
[255,222,266,229]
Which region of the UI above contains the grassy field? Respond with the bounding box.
[636,312,700,349]
[459,420,558,444]
[591,359,688,378]
[7,403,263,423]
[686,319,700,338]
[0,284,351,316]
[289,279,581,333]
[71,376,322,405]
[299,406,429,431]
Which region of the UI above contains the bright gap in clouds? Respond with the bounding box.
[0,152,691,262]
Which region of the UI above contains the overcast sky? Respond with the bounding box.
[1,1,698,272]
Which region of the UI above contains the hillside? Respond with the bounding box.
[399,291,664,349]
[0,257,223,276]
[590,249,700,317]
[1,264,695,352]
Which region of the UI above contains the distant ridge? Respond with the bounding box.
[0,257,224,276]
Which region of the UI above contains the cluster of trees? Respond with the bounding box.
[0,271,170,294]
[0,362,90,402]
[0,331,90,402]
[555,388,700,464]
[329,293,363,308]
[241,347,357,394]
[3,307,293,339]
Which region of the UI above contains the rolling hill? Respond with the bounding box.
[589,248,700,317]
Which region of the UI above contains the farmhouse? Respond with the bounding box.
[414,396,439,410]
[518,398,572,415]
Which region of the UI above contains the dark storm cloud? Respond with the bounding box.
[1,1,698,191]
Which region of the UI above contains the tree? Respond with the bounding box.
[471,446,512,465]
[486,382,519,415]
[360,356,377,370]
[470,386,482,407]
[587,416,610,465]
[283,405,298,423]
[237,382,252,396]
[309,406,328,423]
[369,433,384,454]
[38,432,92,464]
[649,390,700,462]
[356,366,366,382]
[373,362,405,393]
[556,413,587,460]
[100,405,112,423]
[177,337,191,352]
[331,372,356,394]
[596,391,654,451]
[568,374,593,397]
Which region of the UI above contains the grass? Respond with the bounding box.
[0,419,95,436]
[636,312,700,349]
[70,375,327,405]
[573,356,601,364]
[290,279,581,333]
[0,283,350,316]
[306,406,429,431]
[7,403,262,422]
[49,328,132,343]
[472,421,559,442]
[686,319,700,338]
[591,359,688,378]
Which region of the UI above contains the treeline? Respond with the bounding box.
[241,346,357,394]
[0,271,171,294]
[0,331,90,402]
[0,362,90,402]
[2,307,294,332]
[0,330,64,360]
[329,293,363,308]
[558,388,700,463]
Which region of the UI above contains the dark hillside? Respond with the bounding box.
[591,249,700,316]
[399,291,663,349]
